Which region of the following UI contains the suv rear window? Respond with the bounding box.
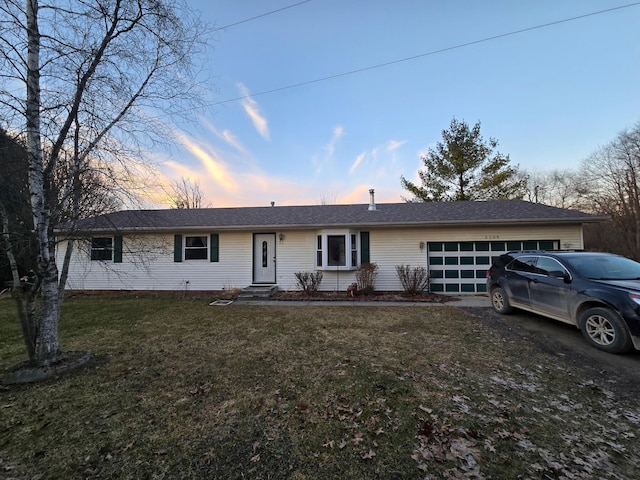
[507,256,537,273]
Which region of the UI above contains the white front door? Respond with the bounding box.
[253,233,276,283]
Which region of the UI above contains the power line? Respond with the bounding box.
[213,0,312,31]
[213,2,640,105]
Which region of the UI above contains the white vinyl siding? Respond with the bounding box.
[275,231,318,291]
[59,232,252,291]
[58,224,584,294]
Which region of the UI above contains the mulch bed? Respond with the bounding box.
[66,289,458,303]
[271,291,457,303]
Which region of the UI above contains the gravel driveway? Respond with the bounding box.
[462,306,640,398]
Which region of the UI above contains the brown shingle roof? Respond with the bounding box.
[66,200,606,234]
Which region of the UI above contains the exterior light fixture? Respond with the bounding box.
[279,233,285,242]
[419,241,425,251]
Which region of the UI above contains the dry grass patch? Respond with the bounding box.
[1,297,639,479]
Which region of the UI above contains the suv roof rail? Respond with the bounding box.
[505,249,584,254]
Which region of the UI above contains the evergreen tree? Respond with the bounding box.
[0,129,37,288]
[401,118,526,202]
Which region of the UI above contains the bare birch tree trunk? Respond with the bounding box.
[1,0,210,369]
[25,0,60,365]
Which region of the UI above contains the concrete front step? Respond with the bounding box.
[238,285,278,300]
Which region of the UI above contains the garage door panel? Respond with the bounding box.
[428,240,559,294]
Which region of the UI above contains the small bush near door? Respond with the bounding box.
[356,262,379,295]
[294,271,324,296]
[395,265,430,295]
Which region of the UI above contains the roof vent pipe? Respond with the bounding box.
[368,189,376,211]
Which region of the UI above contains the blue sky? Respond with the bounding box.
[156,0,640,207]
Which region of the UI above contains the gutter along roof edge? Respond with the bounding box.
[58,216,606,235]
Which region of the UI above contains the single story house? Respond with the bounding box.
[57,191,606,294]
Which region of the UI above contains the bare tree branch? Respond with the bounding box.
[166,176,211,209]
[0,0,213,366]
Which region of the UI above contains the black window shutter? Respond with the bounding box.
[360,231,370,264]
[210,234,219,262]
[174,235,182,262]
[114,235,123,263]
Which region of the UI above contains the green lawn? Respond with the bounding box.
[1,296,639,479]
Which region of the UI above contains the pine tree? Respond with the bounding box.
[401,118,526,202]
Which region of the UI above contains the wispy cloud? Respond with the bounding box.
[146,160,207,206]
[160,130,318,207]
[163,159,202,181]
[326,126,344,156]
[348,139,406,175]
[176,132,239,193]
[349,152,366,174]
[201,118,248,154]
[238,83,270,140]
[152,127,406,209]
[387,139,406,152]
[340,185,371,204]
[219,129,246,152]
[313,126,344,174]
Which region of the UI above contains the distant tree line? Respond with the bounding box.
[523,123,640,260]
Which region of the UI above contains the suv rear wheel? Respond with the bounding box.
[579,307,633,354]
[490,287,513,314]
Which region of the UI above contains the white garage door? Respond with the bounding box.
[427,240,559,294]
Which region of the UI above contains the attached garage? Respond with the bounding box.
[428,239,560,293]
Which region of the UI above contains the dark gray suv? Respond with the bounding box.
[486,251,640,354]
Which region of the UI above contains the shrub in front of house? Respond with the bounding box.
[395,265,430,295]
[294,271,323,296]
[356,262,378,295]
